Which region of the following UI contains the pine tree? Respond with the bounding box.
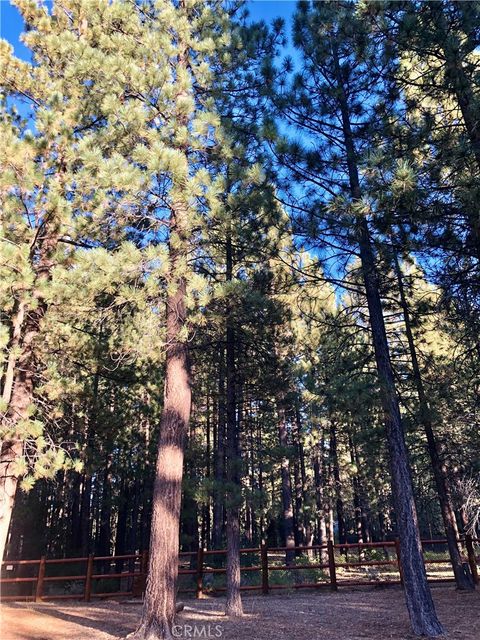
[379,0,480,345]
[0,0,146,560]
[268,2,444,634]
[114,1,231,636]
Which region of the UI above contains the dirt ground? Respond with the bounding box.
[1,586,479,640]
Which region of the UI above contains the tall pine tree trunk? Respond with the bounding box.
[0,440,23,561]
[333,46,444,635]
[70,473,82,555]
[131,108,192,638]
[354,444,372,543]
[80,365,100,557]
[393,251,474,590]
[293,456,305,548]
[225,232,243,617]
[257,418,265,541]
[357,218,443,635]
[115,482,128,574]
[132,217,191,637]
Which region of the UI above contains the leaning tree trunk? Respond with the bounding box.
[357,222,443,634]
[393,250,474,590]
[224,231,243,617]
[333,45,444,635]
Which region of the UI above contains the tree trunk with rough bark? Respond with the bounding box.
[129,123,192,640]
[224,232,243,617]
[393,250,474,590]
[332,45,444,635]
[358,224,443,634]
[129,211,191,637]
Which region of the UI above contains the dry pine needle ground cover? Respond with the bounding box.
[1,586,479,640]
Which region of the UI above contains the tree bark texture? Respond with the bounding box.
[393,250,474,590]
[224,232,243,617]
[332,45,444,635]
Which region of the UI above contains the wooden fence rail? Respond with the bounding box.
[1,536,478,603]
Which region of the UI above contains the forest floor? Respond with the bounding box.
[1,585,479,640]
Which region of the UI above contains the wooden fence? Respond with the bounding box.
[1,536,478,603]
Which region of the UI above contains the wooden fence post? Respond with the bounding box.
[327,540,337,591]
[394,538,404,587]
[465,535,479,585]
[35,556,46,602]
[260,541,269,595]
[84,554,94,602]
[196,547,204,599]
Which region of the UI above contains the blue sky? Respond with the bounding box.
[248,0,296,24]
[0,0,297,61]
[0,0,34,59]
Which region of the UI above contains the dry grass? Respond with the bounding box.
[1,585,479,640]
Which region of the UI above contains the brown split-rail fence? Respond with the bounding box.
[1,536,478,603]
